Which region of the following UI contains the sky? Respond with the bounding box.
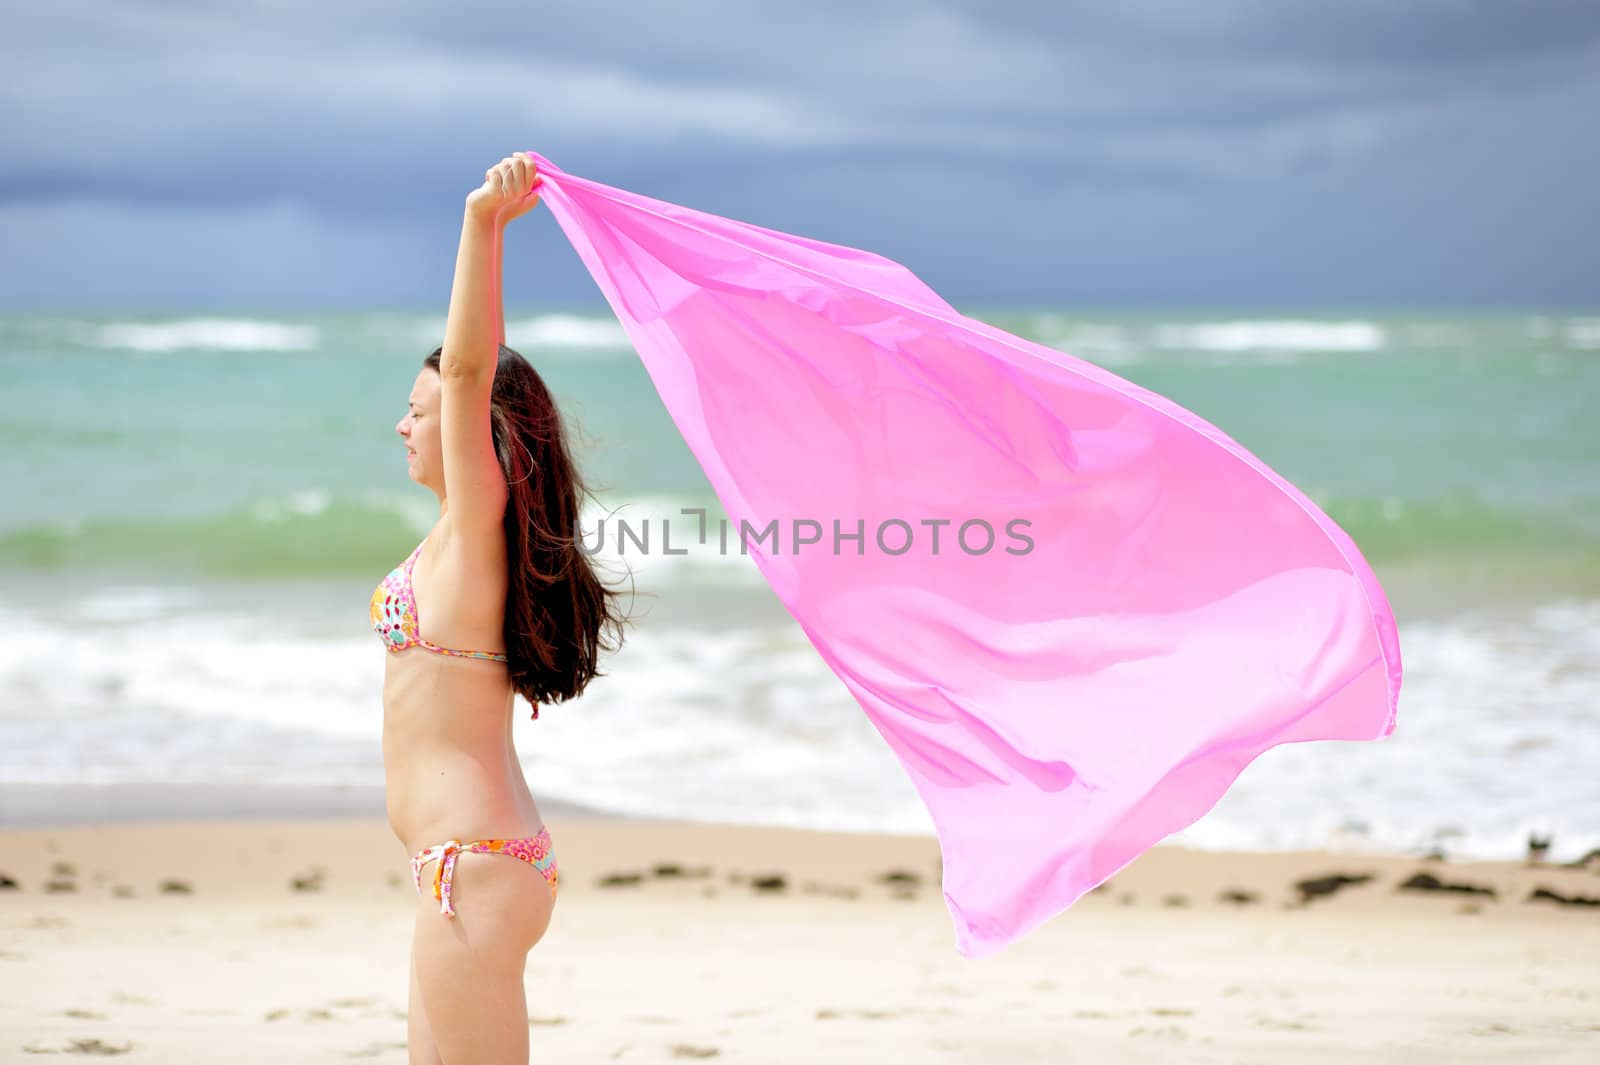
[3,0,1598,312]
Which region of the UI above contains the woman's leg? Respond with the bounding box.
[408,938,446,1065]
[411,850,549,1064]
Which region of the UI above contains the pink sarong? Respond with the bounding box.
[520,150,1403,958]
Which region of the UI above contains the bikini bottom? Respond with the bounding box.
[411,826,558,917]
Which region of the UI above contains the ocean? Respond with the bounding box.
[2,308,1596,862]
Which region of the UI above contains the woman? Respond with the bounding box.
[370,151,631,1064]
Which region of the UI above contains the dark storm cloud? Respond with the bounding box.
[1,0,1596,306]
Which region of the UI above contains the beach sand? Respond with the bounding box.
[2,812,1597,1063]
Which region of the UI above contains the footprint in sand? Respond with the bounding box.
[261,1006,346,1023]
[21,1037,134,1055]
[1250,1014,1322,1032]
[108,993,157,1007]
[342,1039,409,1058]
[330,997,380,1010]
[258,914,319,931]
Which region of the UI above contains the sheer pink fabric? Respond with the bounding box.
[521,150,1403,958]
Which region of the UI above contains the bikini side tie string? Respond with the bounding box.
[412,838,464,916]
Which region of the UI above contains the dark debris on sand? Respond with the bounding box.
[1397,872,1497,898]
[290,866,327,893]
[1293,872,1375,903]
[1528,885,1600,908]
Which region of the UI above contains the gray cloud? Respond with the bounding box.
[2,0,1596,307]
[935,1,1600,66]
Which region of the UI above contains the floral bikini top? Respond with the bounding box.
[372,535,511,665]
[371,536,542,720]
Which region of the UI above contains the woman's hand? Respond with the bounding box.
[465,152,543,225]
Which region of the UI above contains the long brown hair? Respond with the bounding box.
[424,344,636,713]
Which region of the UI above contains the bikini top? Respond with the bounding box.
[371,536,511,666]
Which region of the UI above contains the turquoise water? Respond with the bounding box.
[3,309,1594,606]
[2,308,1596,859]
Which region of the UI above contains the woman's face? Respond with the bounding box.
[395,367,443,491]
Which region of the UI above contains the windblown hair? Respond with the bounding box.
[424,344,635,712]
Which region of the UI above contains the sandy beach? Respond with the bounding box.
[2,811,1597,1063]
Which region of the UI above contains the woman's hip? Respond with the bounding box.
[411,826,559,919]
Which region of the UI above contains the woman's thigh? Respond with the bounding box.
[410,851,555,1064]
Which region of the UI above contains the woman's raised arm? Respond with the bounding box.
[493,220,506,349]
[436,155,540,537]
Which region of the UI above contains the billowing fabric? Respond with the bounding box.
[520,150,1403,959]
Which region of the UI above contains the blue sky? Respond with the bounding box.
[3,0,1597,311]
